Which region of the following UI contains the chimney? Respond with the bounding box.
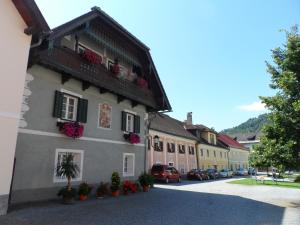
[186,112,193,125]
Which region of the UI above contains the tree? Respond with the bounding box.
[56,153,80,191]
[259,25,300,172]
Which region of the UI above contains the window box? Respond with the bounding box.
[123,132,140,144]
[58,121,84,139]
[81,49,102,65]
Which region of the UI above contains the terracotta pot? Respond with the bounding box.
[79,194,88,201]
[143,185,150,192]
[111,190,119,197]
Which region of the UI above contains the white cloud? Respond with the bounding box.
[237,101,266,112]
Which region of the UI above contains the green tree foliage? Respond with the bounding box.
[258,26,300,171]
[222,113,268,138]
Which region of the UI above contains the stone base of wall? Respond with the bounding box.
[0,194,9,215]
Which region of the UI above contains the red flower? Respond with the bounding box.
[82,49,102,65]
[129,133,140,144]
[137,78,148,89]
[62,122,84,138]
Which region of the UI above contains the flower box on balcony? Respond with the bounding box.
[123,132,140,144]
[58,122,84,139]
[137,77,148,89]
[81,49,102,65]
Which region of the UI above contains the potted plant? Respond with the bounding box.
[78,182,92,201]
[96,182,110,199]
[138,172,153,192]
[56,153,80,204]
[110,172,121,197]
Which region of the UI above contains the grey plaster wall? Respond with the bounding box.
[12,65,147,204]
[0,194,8,215]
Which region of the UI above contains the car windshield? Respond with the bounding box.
[152,165,164,172]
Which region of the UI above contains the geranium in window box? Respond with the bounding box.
[58,122,84,139]
[123,132,140,144]
[81,49,102,65]
[137,77,148,89]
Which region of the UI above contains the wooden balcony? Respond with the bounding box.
[35,47,157,109]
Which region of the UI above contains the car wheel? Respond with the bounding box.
[165,178,169,184]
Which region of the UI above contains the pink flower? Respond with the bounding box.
[62,122,84,138]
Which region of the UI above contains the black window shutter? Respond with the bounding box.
[77,98,88,123]
[121,111,127,131]
[53,90,63,118]
[134,115,140,133]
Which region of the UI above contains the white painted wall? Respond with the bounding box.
[0,0,31,198]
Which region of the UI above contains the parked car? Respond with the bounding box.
[206,169,219,179]
[248,167,256,175]
[235,168,248,176]
[187,169,209,180]
[219,169,233,178]
[151,164,181,183]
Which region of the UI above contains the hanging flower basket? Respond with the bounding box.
[123,132,140,144]
[81,49,102,65]
[112,64,120,75]
[59,122,84,139]
[137,77,148,89]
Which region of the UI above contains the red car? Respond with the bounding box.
[151,164,181,183]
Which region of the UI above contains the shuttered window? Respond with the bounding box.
[121,111,140,133]
[53,90,88,123]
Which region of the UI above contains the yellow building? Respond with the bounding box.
[218,134,249,171]
[185,123,229,170]
[148,113,198,174]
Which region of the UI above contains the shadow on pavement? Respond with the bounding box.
[0,187,287,225]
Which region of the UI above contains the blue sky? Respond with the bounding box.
[35,0,300,131]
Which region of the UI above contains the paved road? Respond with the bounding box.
[0,178,299,225]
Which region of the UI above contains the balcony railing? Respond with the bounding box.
[37,47,157,109]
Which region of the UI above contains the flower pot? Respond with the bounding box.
[143,185,150,192]
[111,190,119,197]
[79,194,88,201]
[62,196,74,204]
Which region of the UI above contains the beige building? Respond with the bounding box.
[0,0,49,215]
[218,134,249,170]
[185,123,229,170]
[148,114,198,174]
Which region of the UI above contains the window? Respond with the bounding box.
[220,152,223,158]
[159,141,164,151]
[189,146,195,155]
[209,134,215,144]
[168,162,174,167]
[179,144,185,154]
[121,111,140,133]
[54,149,83,182]
[207,149,209,157]
[62,94,78,121]
[126,113,134,132]
[123,153,135,177]
[200,149,203,156]
[98,103,112,129]
[167,143,175,153]
[53,90,88,123]
[214,151,216,158]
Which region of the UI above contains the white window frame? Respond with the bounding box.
[61,94,78,121]
[123,153,135,177]
[126,113,135,133]
[58,89,82,122]
[53,149,84,183]
[97,103,112,130]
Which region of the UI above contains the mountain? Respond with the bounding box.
[221,113,268,141]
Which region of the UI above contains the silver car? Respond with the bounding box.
[219,169,233,178]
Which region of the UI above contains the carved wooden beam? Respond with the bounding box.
[82,81,90,91]
[61,74,70,84]
[117,95,125,104]
[131,100,139,108]
[99,87,108,94]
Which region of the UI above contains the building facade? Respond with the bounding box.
[0,0,48,215]
[11,7,171,204]
[218,134,249,170]
[148,114,197,174]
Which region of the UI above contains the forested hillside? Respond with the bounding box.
[221,113,268,140]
